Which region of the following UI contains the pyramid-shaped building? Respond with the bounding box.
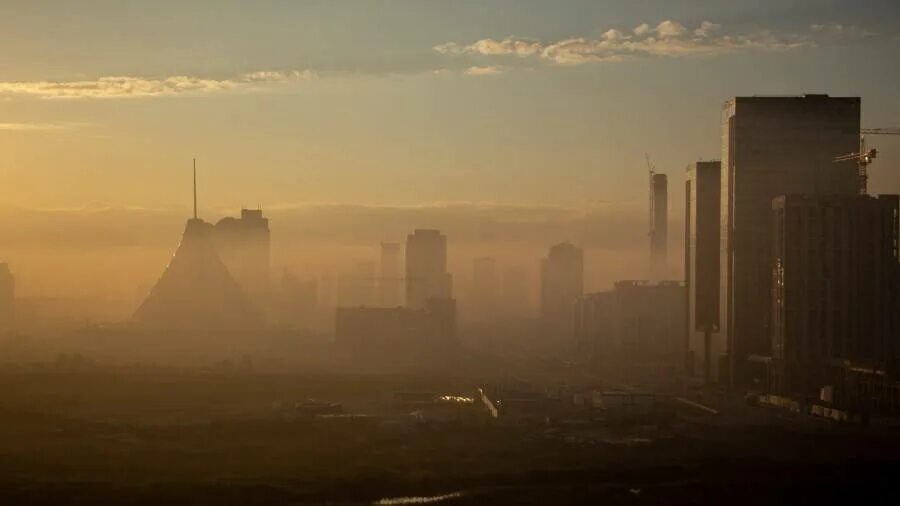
[133,218,261,330]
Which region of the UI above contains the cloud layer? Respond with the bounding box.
[0,70,315,100]
[435,20,868,67]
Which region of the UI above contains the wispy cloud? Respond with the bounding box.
[435,20,872,67]
[464,65,505,76]
[0,70,316,100]
[0,122,86,131]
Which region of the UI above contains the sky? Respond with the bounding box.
[1,0,900,300]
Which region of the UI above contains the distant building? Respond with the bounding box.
[685,160,722,382]
[378,242,403,307]
[133,218,260,330]
[770,194,900,396]
[213,208,271,304]
[471,257,499,322]
[612,281,686,370]
[335,298,457,353]
[338,261,376,307]
[405,229,452,309]
[573,291,615,360]
[650,173,668,280]
[720,94,861,386]
[540,243,583,341]
[0,263,14,332]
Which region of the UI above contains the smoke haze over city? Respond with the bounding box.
[2,1,900,504]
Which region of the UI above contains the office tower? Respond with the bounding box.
[213,208,271,302]
[0,263,14,332]
[378,242,403,307]
[471,256,499,322]
[650,173,668,280]
[771,194,899,396]
[720,94,860,386]
[685,161,722,382]
[405,229,452,309]
[540,242,584,340]
[612,281,687,369]
[338,260,376,307]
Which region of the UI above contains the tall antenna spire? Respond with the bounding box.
[193,158,198,220]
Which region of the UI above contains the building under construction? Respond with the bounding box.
[650,173,668,280]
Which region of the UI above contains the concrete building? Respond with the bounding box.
[0,263,14,332]
[650,173,668,280]
[405,229,452,309]
[770,194,900,397]
[213,208,271,303]
[471,257,499,322]
[685,160,722,383]
[720,94,860,386]
[378,242,403,307]
[540,243,583,341]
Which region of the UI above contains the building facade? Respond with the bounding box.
[213,208,271,304]
[771,194,900,396]
[650,173,668,280]
[540,242,584,341]
[405,229,452,309]
[720,94,860,386]
[685,161,722,382]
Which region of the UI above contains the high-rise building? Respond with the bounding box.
[0,263,15,332]
[378,242,403,307]
[540,242,583,340]
[720,94,860,386]
[471,256,499,322]
[213,208,271,303]
[685,161,722,382]
[650,173,668,280]
[771,194,899,395]
[405,229,452,309]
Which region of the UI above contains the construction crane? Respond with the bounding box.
[833,127,900,194]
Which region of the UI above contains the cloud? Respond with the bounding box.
[435,19,873,67]
[464,66,504,76]
[0,122,86,131]
[0,70,316,100]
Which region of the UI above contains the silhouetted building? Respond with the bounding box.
[0,263,14,332]
[576,281,686,373]
[540,243,583,342]
[133,218,260,330]
[650,173,668,280]
[471,256,499,322]
[335,298,457,353]
[213,208,271,304]
[378,242,403,307]
[685,160,722,382]
[405,229,452,309]
[770,194,900,396]
[720,94,860,386]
